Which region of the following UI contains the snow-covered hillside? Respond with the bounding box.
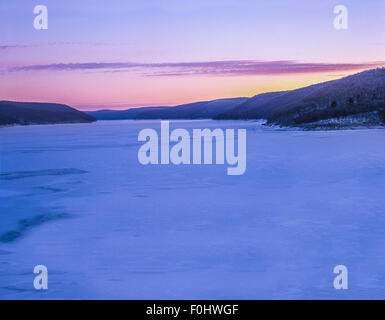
[217,68,385,128]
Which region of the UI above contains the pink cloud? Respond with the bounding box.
[8,60,381,76]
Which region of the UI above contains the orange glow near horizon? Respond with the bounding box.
[1,67,375,111]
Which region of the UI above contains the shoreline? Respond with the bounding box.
[1,118,384,132]
[0,121,96,129]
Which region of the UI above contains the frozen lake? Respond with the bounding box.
[1,120,385,299]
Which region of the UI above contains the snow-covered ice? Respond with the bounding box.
[1,120,385,299]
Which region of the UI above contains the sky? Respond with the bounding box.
[0,0,384,110]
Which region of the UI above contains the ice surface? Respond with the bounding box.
[1,120,385,299]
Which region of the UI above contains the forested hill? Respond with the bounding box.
[216,68,385,128]
[0,101,96,126]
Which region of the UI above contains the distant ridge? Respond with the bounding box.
[86,98,248,120]
[86,68,385,128]
[0,101,96,126]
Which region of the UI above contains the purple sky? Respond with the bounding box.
[0,0,384,109]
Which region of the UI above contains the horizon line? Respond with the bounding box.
[75,66,385,111]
